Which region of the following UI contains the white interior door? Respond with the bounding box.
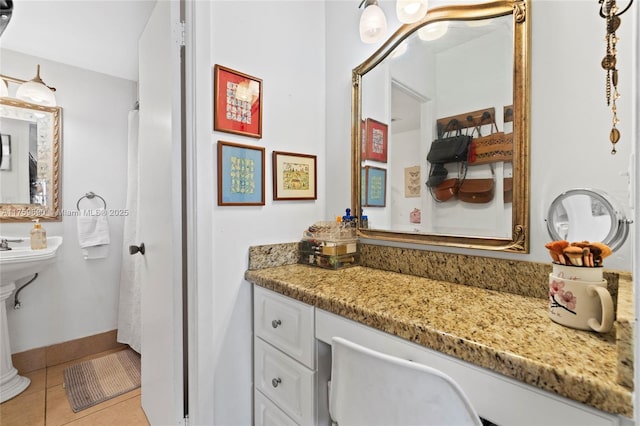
[137,1,184,424]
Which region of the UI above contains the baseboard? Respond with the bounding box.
[11,329,127,374]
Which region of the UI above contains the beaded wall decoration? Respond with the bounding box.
[599,0,633,154]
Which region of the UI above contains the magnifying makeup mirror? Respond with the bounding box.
[546,188,632,252]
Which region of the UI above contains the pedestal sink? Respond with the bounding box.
[0,236,62,403]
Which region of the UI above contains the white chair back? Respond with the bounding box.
[330,337,483,426]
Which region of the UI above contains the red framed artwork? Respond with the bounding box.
[213,65,263,139]
[363,118,388,163]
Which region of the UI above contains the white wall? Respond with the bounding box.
[190,2,326,424]
[325,0,635,271]
[190,1,636,423]
[0,49,136,352]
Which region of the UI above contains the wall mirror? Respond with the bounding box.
[0,98,62,221]
[352,0,530,252]
[546,189,632,252]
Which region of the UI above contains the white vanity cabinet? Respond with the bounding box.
[315,309,632,426]
[253,286,330,426]
[253,285,631,426]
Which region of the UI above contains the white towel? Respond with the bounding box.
[77,209,110,259]
[82,245,110,260]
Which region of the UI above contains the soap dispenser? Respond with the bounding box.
[30,219,47,249]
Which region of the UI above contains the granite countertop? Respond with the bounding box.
[245,264,632,417]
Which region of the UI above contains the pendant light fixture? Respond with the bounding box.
[15,65,57,106]
[396,0,428,24]
[359,0,387,44]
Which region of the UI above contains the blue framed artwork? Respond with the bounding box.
[217,141,265,206]
[363,166,386,207]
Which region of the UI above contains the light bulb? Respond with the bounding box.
[418,21,449,41]
[396,0,428,24]
[360,3,387,44]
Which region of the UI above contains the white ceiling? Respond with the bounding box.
[0,0,156,81]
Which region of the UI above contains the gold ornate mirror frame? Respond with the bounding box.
[352,0,530,252]
[0,98,62,222]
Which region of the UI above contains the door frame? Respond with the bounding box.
[182,0,200,423]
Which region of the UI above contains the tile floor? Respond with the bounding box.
[0,348,149,426]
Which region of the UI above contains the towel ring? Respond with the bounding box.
[76,192,107,210]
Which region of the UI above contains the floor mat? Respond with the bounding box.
[63,349,141,413]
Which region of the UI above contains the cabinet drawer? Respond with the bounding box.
[254,286,315,368]
[255,338,315,425]
[255,389,299,426]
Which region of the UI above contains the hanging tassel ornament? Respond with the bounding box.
[599,0,633,154]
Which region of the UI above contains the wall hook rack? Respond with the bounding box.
[436,107,496,135]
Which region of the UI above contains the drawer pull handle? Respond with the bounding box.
[271,319,282,328]
[271,377,282,388]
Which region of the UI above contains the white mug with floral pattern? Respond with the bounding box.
[548,273,614,333]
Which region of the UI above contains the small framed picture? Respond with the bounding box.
[272,151,317,200]
[404,165,421,198]
[0,134,11,171]
[213,65,263,139]
[362,166,386,207]
[217,141,265,206]
[363,118,388,163]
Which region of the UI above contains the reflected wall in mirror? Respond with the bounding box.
[0,98,62,221]
[352,0,530,252]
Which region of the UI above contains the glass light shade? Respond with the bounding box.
[16,81,57,106]
[0,79,7,97]
[360,4,387,44]
[396,0,428,24]
[418,20,449,41]
[16,65,57,107]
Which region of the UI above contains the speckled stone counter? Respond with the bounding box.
[245,263,633,417]
[359,244,622,303]
[616,272,634,389]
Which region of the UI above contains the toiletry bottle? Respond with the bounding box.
[30,219,47,249]
[342,208,351,225]
[361,215,369,229]
[342,209,350,237]
[343,208,357,237]
[335,216,343,239]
